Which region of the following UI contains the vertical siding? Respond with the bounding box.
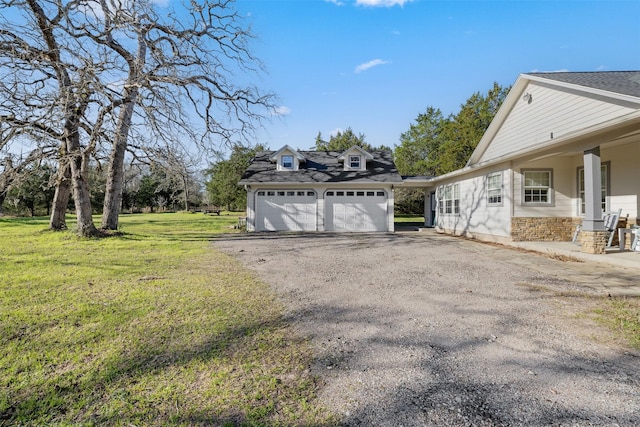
[478,83,637,164]
[388,186,395,232]
[317,190,325,232]
[246,188,256,231]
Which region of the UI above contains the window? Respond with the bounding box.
[277,191,285,196]
[349,155,361,169]
[522,170,553,205]
[336,191,344,196]
[367,191,375,196]
[438,184,459,215]
[326,191,334,196]
[267,191,275,196]
[487,172,503,205]
[307,191,315,196]
[377,191,386,197]
[346,191,354,196]
[257,191,265,196]
[297,191,305,196]
[281,155,293,169]
[578,163,609,214]
[356,191,365,196]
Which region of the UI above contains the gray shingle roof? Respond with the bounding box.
[239,150,403,184]
[526,71,640,98]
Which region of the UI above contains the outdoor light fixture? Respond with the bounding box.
[522,92,533,104]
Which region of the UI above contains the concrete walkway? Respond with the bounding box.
[411,228,640,297]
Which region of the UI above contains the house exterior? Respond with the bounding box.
[239,145,402,232]
[410,71,640,254]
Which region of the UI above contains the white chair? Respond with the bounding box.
[572,208,622,248]
[603,209,622,247]
[631,225,640,251]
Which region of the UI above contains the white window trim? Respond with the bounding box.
[437,183,460,215]
[281,155,294,170]
[349,155,361,169]
[521,169,554,206]
[577,162,610,215]
[487,171,503,206]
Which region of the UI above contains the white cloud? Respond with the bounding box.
[325,0,345,5]
[354,59,390,74]
[273,106,291,116]
[356,0,413,7]
[529,68,570,73]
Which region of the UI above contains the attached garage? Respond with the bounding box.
[255,190,317,231]
[240,146,402,232]
[325,189,388,232]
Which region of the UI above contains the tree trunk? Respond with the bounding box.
[0,192,5,217]
[49,163,71,230]
[182,174,189,211]
[102,93,138,230]
[66,127,99,237]
[70,152,99,236]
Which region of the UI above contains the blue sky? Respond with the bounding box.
[236,0,640,151]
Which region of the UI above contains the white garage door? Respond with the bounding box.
[325,189,388,232]
[255,190,317,231]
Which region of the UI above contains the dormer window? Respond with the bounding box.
[349,155,361,169]
[281,155,293,170]
[339,146,372,171]
[270,146,305,171]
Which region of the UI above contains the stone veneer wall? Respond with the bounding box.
[511,216,633,244]
[578,230,609,254]
[511,217,577,242]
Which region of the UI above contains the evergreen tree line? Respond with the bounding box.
[205,83,509,216]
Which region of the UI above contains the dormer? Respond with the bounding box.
[338,145,374,171]
[269,145,306,171]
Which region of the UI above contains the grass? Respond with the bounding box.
[518,282,640,351]
[0,212,334,426]
[394,214,424,228]
[594,297,640,349]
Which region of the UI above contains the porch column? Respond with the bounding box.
[580,147,608,254]
[582,147,603,231]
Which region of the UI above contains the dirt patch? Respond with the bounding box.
[213,232,640,426]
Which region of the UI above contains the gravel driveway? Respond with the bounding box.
[213,231,639,426]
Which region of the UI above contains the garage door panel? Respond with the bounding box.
[325,190,388,232]
[256,191,317,231]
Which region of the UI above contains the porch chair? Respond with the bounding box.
[572,208,622,248]
[631,225,640,251]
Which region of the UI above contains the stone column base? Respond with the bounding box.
[579,230,609,254]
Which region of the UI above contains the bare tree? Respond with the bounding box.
[1,0,276,234]
[65,0,277,229]
[0,0,105,235]
[144,145,202,212]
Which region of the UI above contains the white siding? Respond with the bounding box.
[478,82,637,165]
[513,157,575,217]
[246,188,256,231]
[436,163,511,240]
[607,142,640,219]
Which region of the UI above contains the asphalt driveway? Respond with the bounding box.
[213,231,640,426]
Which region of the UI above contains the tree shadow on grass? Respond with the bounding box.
[2,314,333,426]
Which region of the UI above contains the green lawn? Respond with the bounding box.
[0,213,334,426]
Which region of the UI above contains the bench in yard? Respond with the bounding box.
[202,207,221,215]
